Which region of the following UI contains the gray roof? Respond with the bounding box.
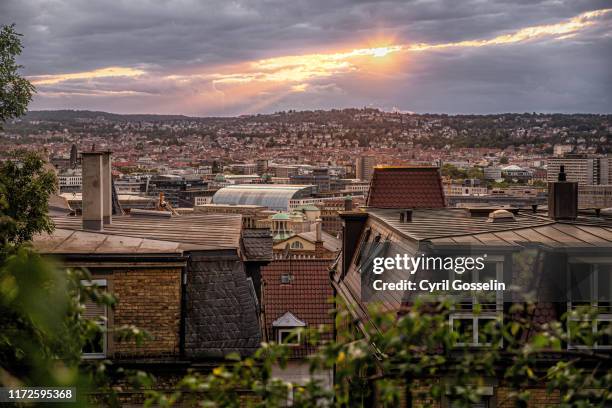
[241,229,273,262]
[33,228,189,254]
[367,208,554,241]
[297,230,341,252]
[212,184,315,211]
[429,222,612,249]
[50,213,242,251]
[185,255,261,357]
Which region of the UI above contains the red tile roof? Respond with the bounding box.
[366,166,445,209]
[261,259,334,357]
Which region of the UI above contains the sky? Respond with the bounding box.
[1,0,611,116]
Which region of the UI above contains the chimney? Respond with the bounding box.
[314,218,325,258]
[102,151,112,225]
[548,165,578,220]
[81,152,104,230]
[399,209,413,223]
[343,195,353,211]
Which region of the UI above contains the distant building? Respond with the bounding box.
[256,159,269,176]
[290,168,339,193]
[484,167,502,180]
[146,174,210,207]
[578,184,612,209]
[355,155,377,181]
[553,144,574,156]
[501,165,533,182]
[547,155,611,185]
[58,170,82,192]
[212,184,316,211]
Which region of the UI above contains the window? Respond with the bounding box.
[567,262,612,349]
[449,396,491,408]
[450,260,503,347]
[290,241,304,249]
[81,279,108,359]
[277,329,301,346]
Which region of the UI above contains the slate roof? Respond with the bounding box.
[241,229,274,262]
[366,166,445,209]
[262,259,334,357]
[185,254,262,358]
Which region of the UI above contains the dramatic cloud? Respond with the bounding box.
[1,0,611,115]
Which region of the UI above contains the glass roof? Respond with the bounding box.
[212,184,315,211]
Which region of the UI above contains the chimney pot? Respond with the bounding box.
[548,169,578,220]
[343,195,353,211]
[404,209,413,222]
[315,218,322,242]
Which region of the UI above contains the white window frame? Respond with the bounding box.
[81,279,108,359]
[277,328,301,346]
[450,257,504,347]
[567,259,612,350]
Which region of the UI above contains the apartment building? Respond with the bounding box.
[547,155,611,185]
[333,166,612,407]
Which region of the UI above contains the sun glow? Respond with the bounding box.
[28,7,611,110]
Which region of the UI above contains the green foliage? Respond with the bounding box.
[142,299,611,407]
[0,151,57,247]
[0,24,35,129]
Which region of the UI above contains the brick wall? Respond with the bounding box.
[111,267,182,358]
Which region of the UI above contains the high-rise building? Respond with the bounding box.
[355,155,377,181]
[256,159,269,176]
[547,155,611,185]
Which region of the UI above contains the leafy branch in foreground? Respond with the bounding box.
[143,299,611,408]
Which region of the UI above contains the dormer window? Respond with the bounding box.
[272,311,306,346]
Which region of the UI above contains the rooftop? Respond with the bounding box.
[366,167,445,209]
[212,184,315,211]
[261,259,334,357]
[49,212,242,251]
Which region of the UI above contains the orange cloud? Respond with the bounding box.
[29,7,610,105]
[29,66,146,86]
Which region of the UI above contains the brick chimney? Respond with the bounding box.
[82,151,113,230]
[548,165,578,220]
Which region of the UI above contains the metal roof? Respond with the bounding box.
[49,213,242,251]
[33,228,189,254]
[212,184,315,211]
[367,208,555,241]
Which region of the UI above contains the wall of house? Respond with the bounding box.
[111,267,182,358]
[271,361,333,390]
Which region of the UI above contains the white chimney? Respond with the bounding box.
[315,218,322,242]
[81,152,104,230]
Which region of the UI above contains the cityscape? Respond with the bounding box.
[1,0,611,407]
